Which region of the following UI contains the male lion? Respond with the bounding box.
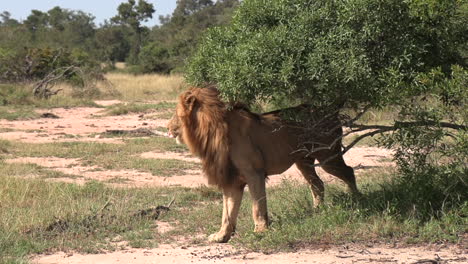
[167,86,359,243]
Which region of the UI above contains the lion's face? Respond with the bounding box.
[167,112,183,144]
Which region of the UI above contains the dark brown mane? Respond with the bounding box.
[177,86,236,188]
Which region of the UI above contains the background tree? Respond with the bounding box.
[24,10,48,40]
[0,11,30,52]
[0,1,239,74]
[47,6,68,31]
[0,11,19,26]
[142,0,239,73]
[19,7,97,50]
[94,23,131,64]
[111,0,155,64]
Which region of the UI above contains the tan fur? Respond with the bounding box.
[169,86,359,243]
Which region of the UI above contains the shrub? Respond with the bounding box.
[0,47,100,83]
[139,43,172,74]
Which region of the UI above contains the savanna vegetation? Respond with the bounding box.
[0,0,467,263]
[0,0,239,80]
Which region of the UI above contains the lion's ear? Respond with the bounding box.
[185,95,197,111]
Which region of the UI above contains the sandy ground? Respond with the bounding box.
[4,146,393,188]
[32,243,467,264]
[1,102,466,264]
[0,101,167,144]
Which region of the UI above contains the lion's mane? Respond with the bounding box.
[177,86,235,187]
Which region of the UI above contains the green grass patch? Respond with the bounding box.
[0,139,12,154]
[0,106,40,121]
[229,176,467,251]
[155,126,168,133]
[9,137,193,176]
[150,172,466,251]
[0,165,465,262]
[151,111,175,120]
[343,133,381,147]
[0,127,16,133]
[0,84,99,109]
[0,161,82,180]
[104,102,176,116]
[33,96,99,108]
[0,174,214,263]
[104,177,131,184]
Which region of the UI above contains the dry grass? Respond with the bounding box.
[18,72,185,103]
[37,73,185,104]
[101,73,187,101]
[115,62,126,69]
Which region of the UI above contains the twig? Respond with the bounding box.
[132,197,176,220]
[166,197,175,208]
[411,259,440,264]
[33,66,79,98]
[105,128,157,136]
[98,200,112,213]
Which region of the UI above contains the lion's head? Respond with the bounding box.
[167,113,183,144]
[167,86,234,188]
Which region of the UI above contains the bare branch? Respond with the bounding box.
[292,107,465,168]
[33,66,80,98]
[349,121,467,131]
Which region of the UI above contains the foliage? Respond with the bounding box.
[138,43,171,73]
[94,24,132,63]
[23,7,96,49]
[0,11,19,26]
[0,2,240,74]
[143,0,240,73]
[0,47,99,83]
[186,0,466,108]
[381,66,467,209]
[111,0,155,64]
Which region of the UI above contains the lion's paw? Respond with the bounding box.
[254,224,268,233]
[208,232,230,243]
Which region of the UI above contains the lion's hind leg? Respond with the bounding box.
[296,160,325,207]
[209,184,245,243]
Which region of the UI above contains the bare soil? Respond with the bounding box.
[4,146,393,188]
[1,102,465,264]
[33,243,466,264]
[0,101,167,144]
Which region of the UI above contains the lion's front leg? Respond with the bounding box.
[208,185,244,243]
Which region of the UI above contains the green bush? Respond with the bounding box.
[139,43,171,74]
[0,47,100,83]
[0,84,33,106]
[186,0,466,108]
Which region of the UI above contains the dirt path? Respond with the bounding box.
[0,102,168,143]
[33,243,467,264]
[4,146,393,188]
